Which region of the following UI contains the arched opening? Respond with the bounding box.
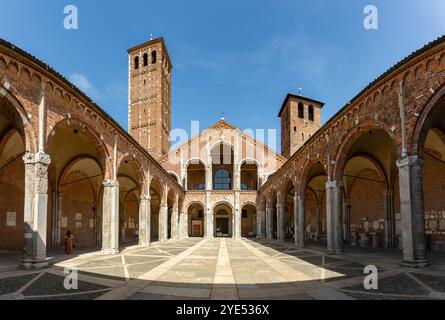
[308,105,315,121]
[284,181,295,241]
[241,204,256,237]
[47,123,107,250]
[134,56,139,70]
[211,143,234,190]
[303,162,328,245]
[186,160,205,190]
[168,172,180,184]
[0,126,25,251]
[58,158,103,248]
[213,202,233,238]
[268,192,278,240]
[422,129,445,251]
[340,129,397,249]
[240,161,258,190]
[167,189,176,240]
[143,53,148,66]
[151,50,157,64]
[298,102,304,119]
[188,202,205,237]
[149,178,162,242]
[117,159,143,247]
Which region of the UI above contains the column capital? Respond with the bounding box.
[140,194,151,201]
[23,151,51,166]
[296,194,306,201]
[326,179,343,189]
[396,155,423,168]
[102,179,119,188]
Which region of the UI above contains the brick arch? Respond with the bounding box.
[185,200,205,213]
[46,117,112,179]
[58,154,104,190]
[117,155,146,194]
[297,159,327,195]
[344,153,388,188]
[410,83,445,157]
[0,84,37,153]
[332,122,395,182]
[0,128,23,157]
[149,175,164,201]
[59,165,98,199]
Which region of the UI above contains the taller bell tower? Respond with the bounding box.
[128,37,172,159]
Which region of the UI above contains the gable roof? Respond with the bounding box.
[278,94,325,117]
[160,119,287,163]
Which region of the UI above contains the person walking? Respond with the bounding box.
[65,230,74,254]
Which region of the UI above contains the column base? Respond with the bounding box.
[296,243,307,249]
[402,259,429,268]
[22,259,48,270]
[101,249,119,255]
[326,249,344,255]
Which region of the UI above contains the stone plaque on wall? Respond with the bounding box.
[89,219,94,228]
[6,212,16,227]
[61,216,68,228]
[75,213,82,221]
[75,221,82,229]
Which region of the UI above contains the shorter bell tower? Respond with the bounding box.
[278,94,324,158]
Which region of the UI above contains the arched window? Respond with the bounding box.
[151,50,157,64]
[143,53,148,66]
[308,105,314,121]
[134,56,139,69]
[214,168,231,190]
[298,102,304,119]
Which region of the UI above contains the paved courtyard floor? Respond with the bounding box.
[1,238,445,300]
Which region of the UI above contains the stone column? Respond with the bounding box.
[397,156,429,267]
[22,152,51,269]
[256,209,266,239]
[383,189,396,249]
[119,205,125,243]
[266,207,273,240]
[205,191,213,238]
[276,203,285,242]
[205,166,212,191]
[326,180,344,254]
[316,198,323,235]
[234,191,241,238]
[158,203,168,242]
[343,198,351,245]
[296,194,306,248]
[102,179,119,254]
[179,210,188,238]
[138,195,151,247]
[171,198,179,239]
[53,192,62,248]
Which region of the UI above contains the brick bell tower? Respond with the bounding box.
[128,37,172,159]
[278,93,324,158]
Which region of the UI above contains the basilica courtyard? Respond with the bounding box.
[1,6,445,302]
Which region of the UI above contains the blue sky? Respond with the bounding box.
[0,0,444,151]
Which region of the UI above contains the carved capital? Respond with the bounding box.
[102,179,119,188]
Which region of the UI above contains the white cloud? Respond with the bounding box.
[69,73,94,92]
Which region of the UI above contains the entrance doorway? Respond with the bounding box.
[216,218,229,237]
[213,202,233,238]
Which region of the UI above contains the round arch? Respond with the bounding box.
[46,117,112,179]
[0,83,37,152]
[332,124,396,182]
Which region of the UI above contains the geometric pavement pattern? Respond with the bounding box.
[0,238,444,300]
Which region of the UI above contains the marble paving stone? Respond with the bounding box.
[0,273,39,295]
[342,272,430,295]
